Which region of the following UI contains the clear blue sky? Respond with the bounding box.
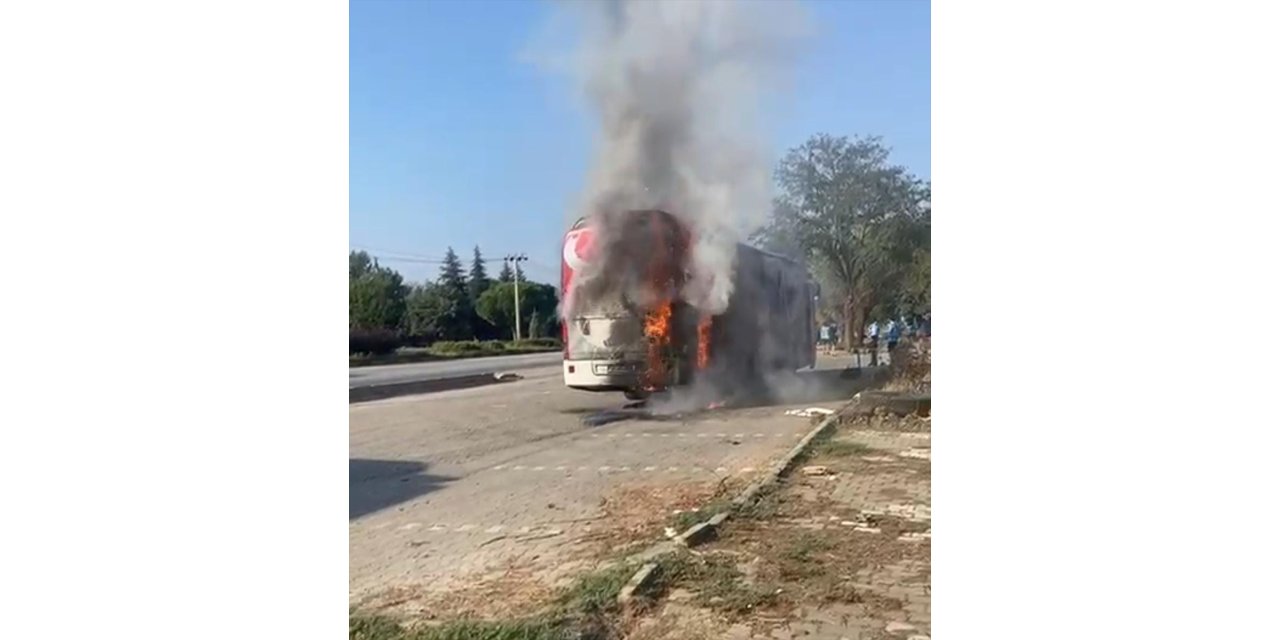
[351,0,930,284]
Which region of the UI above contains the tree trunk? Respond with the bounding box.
[843,296,861,350]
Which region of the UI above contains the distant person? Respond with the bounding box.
[866,321,880,366]
[887,318,902,353]
[818,323,832,353]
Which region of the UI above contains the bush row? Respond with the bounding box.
[429,338,561,355]
[350,330,561,357]
[349,328,401,356]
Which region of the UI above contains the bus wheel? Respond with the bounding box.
[623,388,649,401]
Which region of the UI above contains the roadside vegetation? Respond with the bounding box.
[349,338,561,367]
[350,562,639,640]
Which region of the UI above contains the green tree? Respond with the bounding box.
[350,250,374,278]
[349,251,407,331]
[433,247,476,340]
[528,309,542,339]
[760,134,930,344]
[403,282,447,340]
[476,281,558,341]
[497,261,514,283]
[468,246,491,303]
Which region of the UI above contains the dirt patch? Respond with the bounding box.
[839,409,932,433]
[573,479,744,554]
[627,602,730,640]
[886,338,930,394]
[355,477,753,629]
[357,559,560,621]
[636,414,932,637]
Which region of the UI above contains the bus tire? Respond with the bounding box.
[623,389,649,401]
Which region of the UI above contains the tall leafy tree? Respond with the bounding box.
[349,251,407,331]
[759,134,930,344]
[349,250,374,279]
[403,282,446,340]
[476,281,558,341]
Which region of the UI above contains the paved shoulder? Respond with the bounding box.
[349,352,562,389]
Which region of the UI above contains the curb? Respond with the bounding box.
[617,395,856,612]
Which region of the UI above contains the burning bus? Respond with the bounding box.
[560,210,817,400]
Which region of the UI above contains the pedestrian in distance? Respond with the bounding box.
[887,318,902,353]
[867,321,880,366]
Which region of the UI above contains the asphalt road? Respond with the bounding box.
[348,351,562,389]
[348,354,876,614]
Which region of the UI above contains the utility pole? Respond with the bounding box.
[504,254,528,340]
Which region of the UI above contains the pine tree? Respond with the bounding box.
[436,247,473,339]
[439,247,466,292]
[468,246,491,303]
[497,260,514,283]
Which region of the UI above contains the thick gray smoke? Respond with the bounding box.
[543,0,808,319]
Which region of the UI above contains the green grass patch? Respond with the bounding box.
[656,552,779,615]
[349,614,574,640]
[811,439,872,458]
[350,562,636,640]
[668,497,734,533]
[555,561,636,616]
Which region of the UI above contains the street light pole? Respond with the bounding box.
[505,254,528,341]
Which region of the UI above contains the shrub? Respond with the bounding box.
[510,338,560,349]
[430,340,504,355]
[350,328,400,355]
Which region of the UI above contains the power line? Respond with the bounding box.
[351,245,510,263]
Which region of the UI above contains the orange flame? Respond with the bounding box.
[642,302,673,389]
[696,316,712,369]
